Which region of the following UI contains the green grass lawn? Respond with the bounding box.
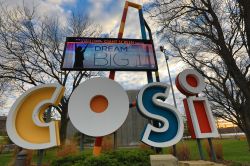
[0,153,13,166]
[222,139,250,165]
[0,139,249,166]
[164,139,250,165]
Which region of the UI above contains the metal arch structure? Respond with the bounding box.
[93,1,160,156]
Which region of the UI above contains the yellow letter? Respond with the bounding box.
[6,84,64,149]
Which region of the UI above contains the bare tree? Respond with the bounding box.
[147,0,250,148]
[0,3,102,142]
[0,79,8,108]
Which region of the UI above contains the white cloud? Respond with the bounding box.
[86,0,147,37]
[38,1,70,25]
[1,0,71,25]
[46,0,76,5]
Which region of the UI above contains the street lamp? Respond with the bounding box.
[160,46,178,109]
[160,45,179,156]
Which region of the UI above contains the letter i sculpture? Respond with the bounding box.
[176,69,219,161]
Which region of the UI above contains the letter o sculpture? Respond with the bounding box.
[68,77,129,137]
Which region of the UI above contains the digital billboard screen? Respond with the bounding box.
[61,37,158,71]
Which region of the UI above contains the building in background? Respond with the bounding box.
[216,118,244,138]
[116,90,148,147]
[216,119,235,128]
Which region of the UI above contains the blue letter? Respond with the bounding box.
[137,82,184,147]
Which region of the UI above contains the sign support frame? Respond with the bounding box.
[93,1,160,156]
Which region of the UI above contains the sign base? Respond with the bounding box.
[150,154,178,166]
[179,161,225,166]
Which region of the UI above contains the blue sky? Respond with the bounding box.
[1,0,187,115]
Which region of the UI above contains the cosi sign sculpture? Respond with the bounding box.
[6,2,218,159]
[6,69,218,150]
